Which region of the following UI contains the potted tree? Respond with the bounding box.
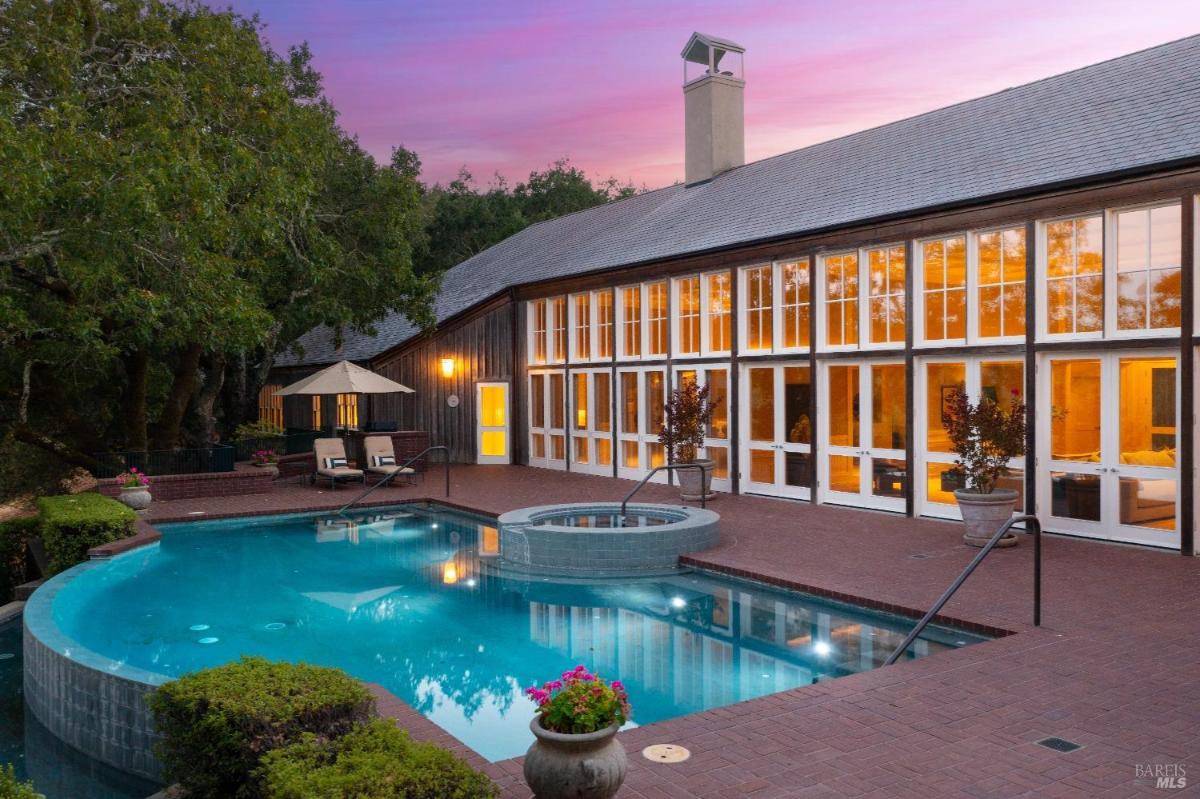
[659,381,720,501]
[523,665,630,799]
[943,385,1027,548]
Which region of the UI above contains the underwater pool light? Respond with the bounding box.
[813,641,832,657]
[670,597,687,609]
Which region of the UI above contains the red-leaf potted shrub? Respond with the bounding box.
[523,665,630,799]
[943,384,1027,547]
[658,381,720,501]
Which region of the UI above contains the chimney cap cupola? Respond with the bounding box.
[681,32,745,84]
[681,32,746,185]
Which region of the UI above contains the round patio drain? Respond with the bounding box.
[642,744,690,764]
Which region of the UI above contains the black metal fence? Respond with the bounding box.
[92,445,237,478]
[232,429,323,461]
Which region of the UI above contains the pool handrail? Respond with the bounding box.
[884,514,1042,666]
[620,462,708,522]
[337,444,450,515]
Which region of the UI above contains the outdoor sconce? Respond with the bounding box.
[440,357,455,378]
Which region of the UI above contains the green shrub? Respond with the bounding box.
[0,764,42,799]
[148,657,375,799]
[234,420,286,440]
[36,493,135,575]
[259,719,497,799]
[0,516,38,603]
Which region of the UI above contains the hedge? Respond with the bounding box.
[0,764,42,799]
[148,657,375,799]
[259,719,497,799]
[0,517,37,603]
[36,493,135,575]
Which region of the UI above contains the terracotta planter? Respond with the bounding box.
[954,488,1018,548]
[676,459,715,501]
[523,718,627,799]
[118,485,152,511]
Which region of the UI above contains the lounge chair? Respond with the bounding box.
[363,436,416,486]
[313,438,365,489]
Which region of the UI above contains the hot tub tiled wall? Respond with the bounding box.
[22,622,163,781]
[498,503,720,575]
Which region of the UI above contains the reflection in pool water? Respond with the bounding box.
[50,506,985,762]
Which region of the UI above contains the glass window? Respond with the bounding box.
[595,290,613,359]
[745,265,773,351]
[647,371,666,434]
[594,372,611,433]
[871,365,906,450]
[551,297,567,362]
[1049,359,1101,461]
[867,246,905,345]
[1045,216,1102,335]
[783,366,811,444]
[311,396,321,430]
[530,374,545,428]
[708,368,729,440]
[530,300,547,364]
[707,272,732,353]
[1118,357,1176,465]
[780,259,811,349]
[1116,204,1181,331]
[925,362,965,452]
[549,373,565,429]
[257,384,283,428]
[336,393,358,429]
[748,368,773,442]
[827,365,859,447]
[824,253,858,346]
[647,282,668,356]
[620,287,641,358]
[573,373,588,430]
[620,372,638,434]
[977,228,1026,338]
[677,277,700,355]
[573,294,591,360]
[922,236,966,341]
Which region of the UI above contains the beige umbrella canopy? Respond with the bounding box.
[278,360,414,396]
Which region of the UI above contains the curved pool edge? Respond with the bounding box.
[23,550,169,781]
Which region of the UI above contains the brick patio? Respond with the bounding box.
[142,465,1200,798]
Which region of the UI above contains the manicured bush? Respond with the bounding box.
[0,764,42,799]
[259,719,497,799]
[148,657,375,799]
[36,493,135,575]
[0,517,37,602]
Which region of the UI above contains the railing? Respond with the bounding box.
[92,445,236,478]
[884,514,1042,666]
[620,463,708,522]
[336,445,450,515]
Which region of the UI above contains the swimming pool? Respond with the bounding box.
[30,504,986,765]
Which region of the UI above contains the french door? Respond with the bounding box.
[528,370,566,470]
[1038,351,1179,548]
[616,366,668,482]
[675,365,732,493]
[475,382,510,464]
[818,360,906,512]
[570,369,615,476]
[739,363,812,499]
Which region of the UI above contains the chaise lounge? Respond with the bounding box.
[363,435,417,486]
[313,438,366,489]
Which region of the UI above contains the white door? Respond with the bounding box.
[739,363,813,499]
[675,365,732,493]
[528,370,566,470]
[569,369,615,476]
[1039,352,1179,548]
[475,382,510,464]
[818,360,906,512]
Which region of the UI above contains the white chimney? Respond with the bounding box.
[681,32,745,185]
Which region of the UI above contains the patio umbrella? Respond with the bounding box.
[279,360,413,434]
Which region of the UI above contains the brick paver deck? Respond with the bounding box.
[143,465,1200,798]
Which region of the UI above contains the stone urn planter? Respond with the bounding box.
[253,462,280,479]
[676,459,715,501]
[118,485,152,511]
[955,488,1019,548]
[523,718,627,799]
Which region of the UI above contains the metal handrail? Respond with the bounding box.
[337,445,450,515]
[884,514,1042,666]
[620,463,708,521]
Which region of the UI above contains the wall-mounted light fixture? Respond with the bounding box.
[439,357,455,378]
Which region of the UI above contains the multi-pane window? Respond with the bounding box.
[780,259,811,349]
[977,228,1026,339]
[258,384,283,428]
[646,282,668,356]
[824,253,858,347]
[1045,215,1103,335]
[866,246,905,345]
[707,272,732,353]
[336,393,358,429]
[744,265,773,351]
[594,290,614,359]
[551,297,567,362]
[1115,203,1181,331]
[529,299,548,364]
[676,276,701,355]
[311,396,322,431]
[620,286,641,358]
[922,236,966,341]
[572,294,591,360]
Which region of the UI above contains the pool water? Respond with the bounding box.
[50,505,985,762]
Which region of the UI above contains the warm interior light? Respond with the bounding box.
[442,562,458,584]
[440,357,455,378]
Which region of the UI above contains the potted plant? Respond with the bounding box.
[659,381,720,501]
[252,449,280,478]
[115,468,152,511]
[523,665,630,799]
[943,384,1026,548]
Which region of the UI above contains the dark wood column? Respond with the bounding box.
[903,240,916,517]
[808,253,819,502]
[729,270,741,494]
[1180,195,1195,556]
[1024,221,1038,518]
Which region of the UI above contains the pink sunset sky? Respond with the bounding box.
[226,0,1200,189]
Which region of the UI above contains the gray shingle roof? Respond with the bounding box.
[279,35,1200,367]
